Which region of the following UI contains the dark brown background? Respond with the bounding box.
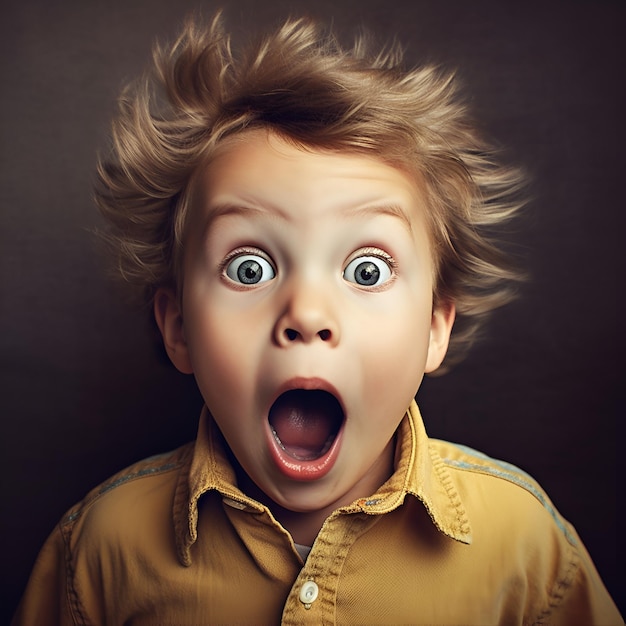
[1,0,624,620]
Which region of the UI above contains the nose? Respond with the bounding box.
[273,279,340,347]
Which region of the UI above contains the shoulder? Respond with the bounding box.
[60,444,193,545]
[12,445,195,625]
[429,439,577,546]
[427,441,580,619]
[428,440,623,624]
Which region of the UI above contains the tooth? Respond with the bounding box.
[271,427,286,451]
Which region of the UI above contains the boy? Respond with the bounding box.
[13,13,622,625]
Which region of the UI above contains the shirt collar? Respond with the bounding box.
[174,401,472,566]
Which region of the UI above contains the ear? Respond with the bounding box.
[425,300,456,374]
[153,288,194,374]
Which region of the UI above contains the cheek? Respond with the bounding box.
[185,307,259,406]
[359,303,430,412]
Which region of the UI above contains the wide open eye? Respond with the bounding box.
[225,254,276,285]
[343,255,393,287]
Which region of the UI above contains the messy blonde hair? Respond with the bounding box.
[95,12,525,371]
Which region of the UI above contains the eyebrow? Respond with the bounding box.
[201,201,414,236]
[195,203,267,242]
[201,202,284,231]
[340,203,414,235]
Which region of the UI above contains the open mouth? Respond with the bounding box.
[268,389,344,461]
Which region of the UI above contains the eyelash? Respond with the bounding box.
[220,246,270,266]
[353,247,397,269]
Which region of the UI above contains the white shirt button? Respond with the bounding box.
[299,580,319,608]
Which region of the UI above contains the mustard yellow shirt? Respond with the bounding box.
[13,402,622,625]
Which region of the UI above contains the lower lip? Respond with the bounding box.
[265,421,344,482]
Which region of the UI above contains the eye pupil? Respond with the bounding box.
[356,261,379,285]
[238,260,262,284]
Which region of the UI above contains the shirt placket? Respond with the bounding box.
[281,511,377,625]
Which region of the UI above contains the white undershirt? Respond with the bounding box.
[294,543,311,561]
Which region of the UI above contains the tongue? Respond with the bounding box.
[269,390,343,460]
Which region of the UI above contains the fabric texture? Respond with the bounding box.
[12,402,623,625]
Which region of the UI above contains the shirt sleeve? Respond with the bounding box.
[538,525,624,626]
[11,526,78,626]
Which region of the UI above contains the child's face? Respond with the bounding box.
[157,131,453,515]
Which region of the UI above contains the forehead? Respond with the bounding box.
[192,130,429,233]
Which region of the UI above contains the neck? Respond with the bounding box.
[235,473,334,546]
[233,440,396,547]
[266,501,334,547]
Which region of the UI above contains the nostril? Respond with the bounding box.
[284,328,332,342]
